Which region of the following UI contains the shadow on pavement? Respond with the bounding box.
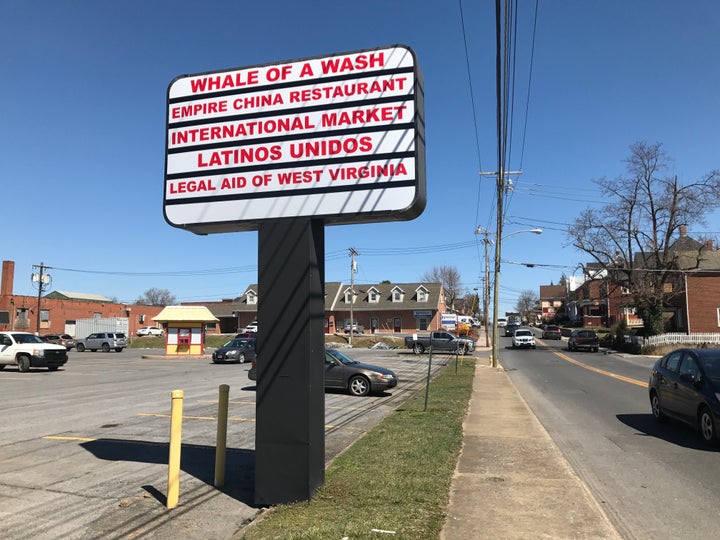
[81,438,256,505]
[617,413,719,452]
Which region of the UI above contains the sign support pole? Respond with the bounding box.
[255,218,325,505]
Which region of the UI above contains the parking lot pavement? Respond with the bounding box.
[0,348,453,540]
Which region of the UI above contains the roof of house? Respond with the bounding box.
[197,281,444,318]
[153,305,219,323]
[539,285,565,299]
[44,291,114,302]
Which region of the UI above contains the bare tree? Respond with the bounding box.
[421,265,461,310]
[568,142,720,334]
[515,290,538,324]
[135,288,177,306]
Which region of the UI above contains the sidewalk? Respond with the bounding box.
[440,354,621,539]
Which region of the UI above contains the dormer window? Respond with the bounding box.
[391,286,405,303]
[368,287,380,303]
[416,286,429,302]
[246,291,257,305]
[344,289,357,304]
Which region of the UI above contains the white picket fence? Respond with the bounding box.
[643,332,720,347]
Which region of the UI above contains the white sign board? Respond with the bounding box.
[164,45,425,234]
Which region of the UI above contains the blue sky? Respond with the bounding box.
[2,1,719,317]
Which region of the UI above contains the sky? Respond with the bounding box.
[2,1,719,317]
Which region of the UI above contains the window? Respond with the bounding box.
[391,287,404,302]
[415,317,429,331]
[664,351,682,373]
[40,310,49,322]
[368,287,380,303]
[344,289,356,303]
[621,286,631,295]
[417,288,428,302]
[246,291,257,305]
[679,354,700,380]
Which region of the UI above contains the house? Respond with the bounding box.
[196,281,447,335]
[564,227,720,332]
[539,284,566,322]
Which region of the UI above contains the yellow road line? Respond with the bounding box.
[537,339,647,388]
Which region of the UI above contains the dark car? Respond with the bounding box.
[504,324,519,337]
[568,329,599,352]
[212,337,256,364]
[649,348,720,444]
[249,349,398,397]
[541,325,562,340]
[42,333,76,350]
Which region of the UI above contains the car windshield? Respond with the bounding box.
[328,349,358,365]
[12,333,44,344]
[516,330,532,337]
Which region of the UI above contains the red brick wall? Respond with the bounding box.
[686,275,720,332]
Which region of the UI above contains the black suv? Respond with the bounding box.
[568,329,599,352]
[76,332,127,352]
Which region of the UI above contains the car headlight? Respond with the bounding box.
[34,349,45,358]
[375,373,394,380]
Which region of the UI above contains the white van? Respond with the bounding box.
[497,318,507,327]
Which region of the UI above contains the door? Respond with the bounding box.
[393,317,401,333]
[675,352,702,422]
[657,350,683,415]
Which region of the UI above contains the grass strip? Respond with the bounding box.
[240,358,476,540]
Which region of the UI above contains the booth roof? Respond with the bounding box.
[153,305,219,323]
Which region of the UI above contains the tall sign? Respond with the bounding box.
[165,45,425,234]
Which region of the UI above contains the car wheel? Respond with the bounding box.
[102,343,110,352]
[699,406,717,444]
[0,364,5,370]
[115,348,124,352]
[238,353,246,364]
[348,375,370,396]
[413,343,425,355]
[76,343,85,352]
[650,391,667,423]
[17,355,30,373]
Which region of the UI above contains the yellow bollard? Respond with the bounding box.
[214,384,230,488]
[167,389,184,509]
[488,354,493,366]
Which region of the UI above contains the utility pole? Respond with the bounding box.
[483,230,491,348]
[348,248,358,346]
[32,262,51,335]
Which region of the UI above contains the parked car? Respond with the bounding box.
[504,323,519,337]
[76,332,127,352]
[497,318,507,327]
[649,348,720,444]
[235,331,257,339]
[41,333,76,350]
[243,321,258,333]
[343,322,365,334]
[136,326,164,337]
[567,329,599,352]
[541,325,562,340]
[249,349,398,397]
[404,331,475,355]
[512,328,536,349]
[212,337,256,364]
[0,331,68,372]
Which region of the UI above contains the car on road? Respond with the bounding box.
[41,333,76,350]
[497,318,507,328]
[568,329,599,352]
[136,326,164,337]
[504,323,519,337]
[512,329,536,349]
[212,337,256,364]
[649,348,720,444]
[76,332,127,352]
[541,325,562,340]
[249,348,398,397]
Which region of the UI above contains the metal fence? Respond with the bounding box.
[643,332,720,347]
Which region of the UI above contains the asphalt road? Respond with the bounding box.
[0,346,452,540]
[499,330,720,540]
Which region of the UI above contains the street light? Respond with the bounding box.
[476,227,542,367]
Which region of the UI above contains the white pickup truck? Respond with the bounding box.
[0,331,69,372]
